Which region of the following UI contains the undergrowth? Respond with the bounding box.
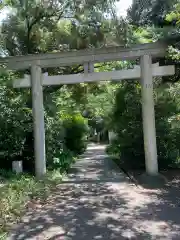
[0,170,63,239]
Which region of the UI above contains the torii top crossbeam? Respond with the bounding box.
[0,41,167,70]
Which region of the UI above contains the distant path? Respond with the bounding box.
[9,144,180,240]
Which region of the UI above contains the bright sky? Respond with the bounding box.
[0,7,9,22]
[116,0,133,17]
[0,0,133,22]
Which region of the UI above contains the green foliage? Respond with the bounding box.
[155,84,180,168]
[109,82,144,168]
[0,0,129,174]
[166,3,180,24]
[0,0,127,174]
[0,171,62,237]
[1,0,121,56]
[0,72,89,172]
[0,71,32,169]
[1,0,180,179]
[127,0,177,27]
[62,113,89,154]
[106,140,121,159]
[45,114,64,167]
[45,112,78,172]
[86,82,118,118]
[52,148,76,172]
[107,82,180,170]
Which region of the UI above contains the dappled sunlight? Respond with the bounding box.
[64,147,123,183]
[9,181,180,239]
[87,144,106,151]
[9,145,180,240]
[133,220,180,239]
[107,183,162,208]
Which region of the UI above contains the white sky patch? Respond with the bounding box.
[116,0,133,17]
[0,0,133,22]
[0,7,9,22]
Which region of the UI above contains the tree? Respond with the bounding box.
[127,0,177,27]
[0,0,126,172]
[107,80,180,170]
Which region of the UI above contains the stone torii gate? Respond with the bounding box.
[0,42,175,179]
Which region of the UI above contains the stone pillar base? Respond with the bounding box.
[138,172,167,189]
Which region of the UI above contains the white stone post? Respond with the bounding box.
[140,55,158,176]
[31,64,46,178]
[12,161,23,174]
[108,131,117,143]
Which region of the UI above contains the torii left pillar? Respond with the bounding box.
[31,64,46,177]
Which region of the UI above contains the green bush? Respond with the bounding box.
[0,171,62,237]
[106,140,121,159]
[0,72,32,170]
[0,72,88,173]
[46,112,89,170]
[107,82,180,170]
[46,113,88,170]
[52,148,76,172]
[62,113,89,154]
[45,114,65,168]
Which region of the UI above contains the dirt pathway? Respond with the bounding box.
[9,144,180,239]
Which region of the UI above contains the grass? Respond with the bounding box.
[0,170,63,239]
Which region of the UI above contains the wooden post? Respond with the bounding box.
[31,64,46,177]
[140,55,158,176]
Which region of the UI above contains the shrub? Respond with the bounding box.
[106,140,121,159]
[46,112,88,170]
[45,114,65,168]
[108,82,180,170]
[0,71,88,173]
[0,72,32,171]
[51,148,76,172]
[62,113,89,154]
[0,171,62,238]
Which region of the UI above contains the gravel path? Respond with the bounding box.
[9,144,180,240]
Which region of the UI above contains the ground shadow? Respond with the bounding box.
[8,144,180,240]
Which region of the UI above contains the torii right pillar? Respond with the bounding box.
[140,55,166,187]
